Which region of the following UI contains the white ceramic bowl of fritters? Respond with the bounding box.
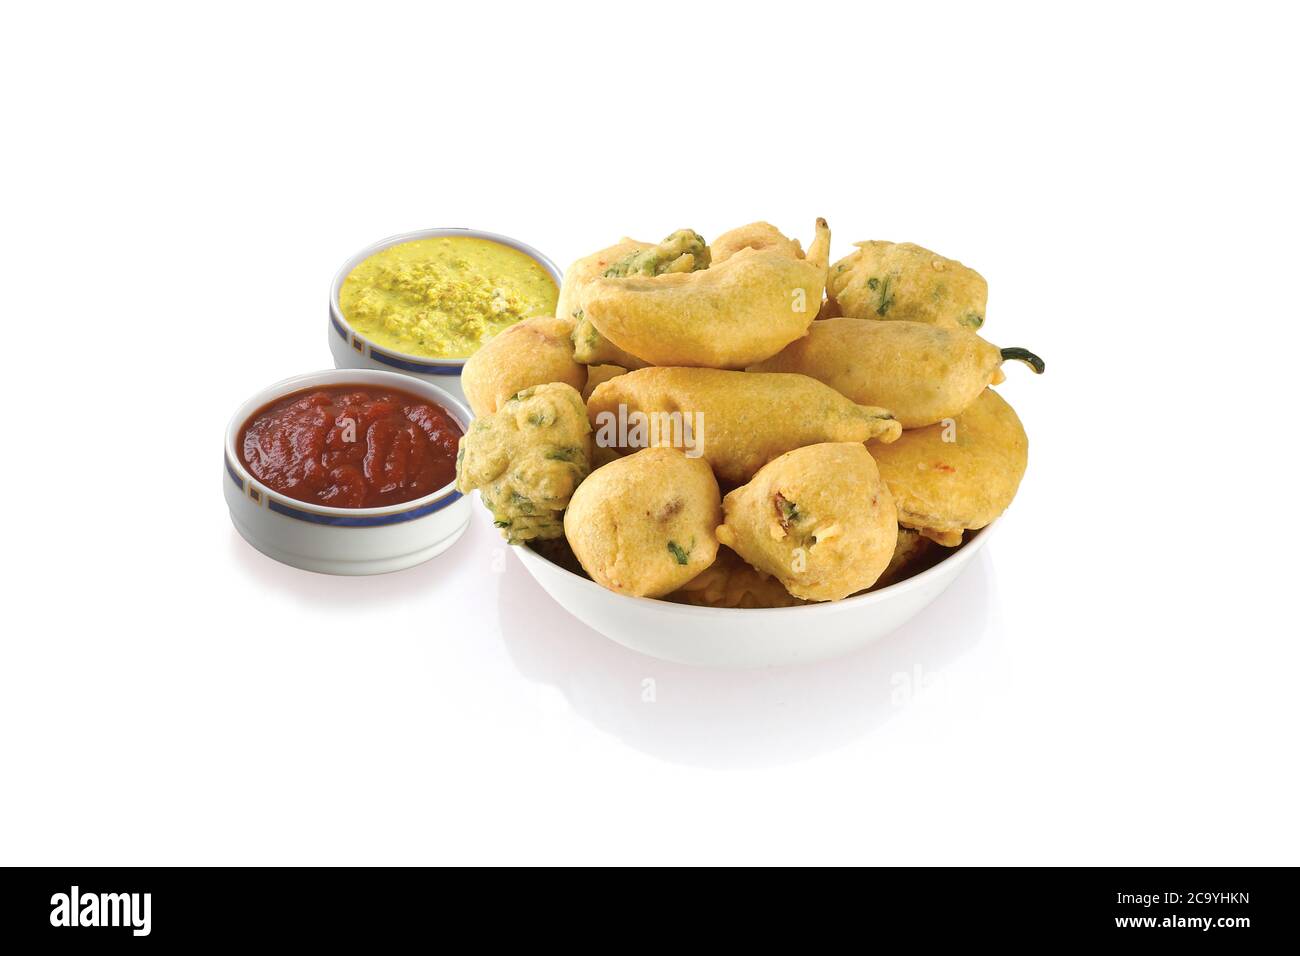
[513,523,995,667]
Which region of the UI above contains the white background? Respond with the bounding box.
[2,1,1296,865]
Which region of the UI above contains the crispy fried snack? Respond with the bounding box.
[751,318,1044,428]
[587,367,901,485]
[668,546,806,608]
[455,383,593,544]
[827,240,988,330]
[564,447,721,597]
[710,221,804,264]
[572,230,709,367]
[871,388,1027,547]
[581,363,628,402]
[716,443,897,601]
[556,238,653,369]
[461,315,586,417]
[601,229,710,277]
[868,528,941,591]
[579,219,831,368]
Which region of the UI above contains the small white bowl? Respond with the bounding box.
[513,524,995,667]
[224,369,472,575]
[328,227,563,403]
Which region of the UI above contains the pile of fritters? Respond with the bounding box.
[457,221,1043,605]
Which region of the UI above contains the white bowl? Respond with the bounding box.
[328,227,564,403]
[513,524,995,667]
[224,368,472,575]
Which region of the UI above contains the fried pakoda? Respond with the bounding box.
[710,221,804,264]
[750,318,1044,428]
[564,447,721,597]
[601,229,710,277]
[556,238,653,369]
[461,315,586,417]
[579,219,831,368]
[868,529,941,591]
[871,388,1027,547]
[455,383,593,544]
[571,313,651,368]
[827,240,988,330]
[581,363,628,402]
[587,367,901,485]
[716,443,897,601]
[668,546,806,608]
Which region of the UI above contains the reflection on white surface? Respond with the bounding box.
[496,546,999,769]
[227,526,462,610]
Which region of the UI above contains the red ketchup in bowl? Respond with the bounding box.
[238,385,463,508]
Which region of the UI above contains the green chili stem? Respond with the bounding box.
[1001,347,1046,374]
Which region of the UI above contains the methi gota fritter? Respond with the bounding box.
[826,240,987,330]
[454,219,1044,605]
[454,383,592,544]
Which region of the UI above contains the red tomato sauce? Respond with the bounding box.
[238,385,463,509]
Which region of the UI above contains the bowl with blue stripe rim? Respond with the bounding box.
[224,368,473,575]
[328,227,563,404]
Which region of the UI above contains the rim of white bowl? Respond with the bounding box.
[515,520,996,615]
[328,227,564,369]
[225,368,472,518]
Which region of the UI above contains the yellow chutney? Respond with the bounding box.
[339,236,559,359]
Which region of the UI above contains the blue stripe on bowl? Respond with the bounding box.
[267,490,463,527]
[225,455,245,490]
[367,348,464,375]
[329,314,349,341]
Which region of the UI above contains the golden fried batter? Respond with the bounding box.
[564,447,721,597]
[556,238,653,368]
[751,318,1043,428]
[455,383,593,544]
[871,388,1028,546]
[587,367,901,485]
[580,219,831,368]
[461,315,586,417]
[716,443,897,601]
[868,529,941,591]
[827,240,988,330]
[668,546,805,608]
[710,221,804,264]
[581,363,628,402]
[601,229,710,277]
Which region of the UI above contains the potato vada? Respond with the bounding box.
[461,315,586,417]
[455,383,593,544]
[871,388,1028,546]
[587,367,901,485]
[750,318,1044,427]
[564,447,721,597]
[716,443,897,601]
[827,240,988,330]
[579,219,832,368]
